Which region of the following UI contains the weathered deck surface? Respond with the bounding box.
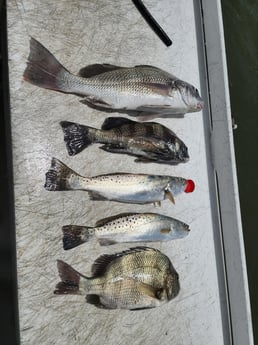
[7,0,236,344]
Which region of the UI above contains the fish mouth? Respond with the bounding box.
[182,156,190,163]
[197,101,204,110]
[185,225,191,232]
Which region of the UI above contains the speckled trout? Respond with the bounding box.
[62,212,190,249]
[23,38,203,118]
[44,158,195,205]
[54,247,180,310]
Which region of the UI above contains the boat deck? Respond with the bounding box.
[7,0,253,344]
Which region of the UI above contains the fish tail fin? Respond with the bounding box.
[54,260,85,295]
[23,37,72,93]
[62,225,95,250]
[60,121,97,156]
[44,157,82,191]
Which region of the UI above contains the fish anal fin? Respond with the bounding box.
[78,64,124,78]
[88,191,108,201]
[101,117,135,130]
[86,294,114,309]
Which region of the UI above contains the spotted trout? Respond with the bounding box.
[44,158,195,205]
[54,247,180,310]
[60,117,189,164]
[62,212,190,249]
[23,38,203,118]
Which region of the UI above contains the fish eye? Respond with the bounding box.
[191,86,198,94]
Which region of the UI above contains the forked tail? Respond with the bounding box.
[23,37,73,93]
[62,225,95,250]
[60,121,96,156]
[44,157,82,191]
[54,260,85,295]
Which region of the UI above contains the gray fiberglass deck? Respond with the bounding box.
[7,0,253,344]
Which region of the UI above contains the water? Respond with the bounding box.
[222,0,258,343]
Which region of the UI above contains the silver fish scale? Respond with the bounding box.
[102,248,171,286]
[97,213,162,234]
[72,66,174,96]
[98,279,156,309]
[87,173,170,186]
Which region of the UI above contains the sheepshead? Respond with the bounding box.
[23,37,203,119]
[44,157,195,205]
[54,247,179,310]
[62,212,190,249]
[60,117,189,164]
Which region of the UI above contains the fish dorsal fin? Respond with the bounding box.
[91,247,158,277]
[95,213,138,227]
[78,64,124,78]
[134,64,160,70]
[134,65,177,79]
[91,254,118,277]
[101,117,135,130]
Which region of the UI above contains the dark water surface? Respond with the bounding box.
[1,0,258,344]
[222,0,258,343]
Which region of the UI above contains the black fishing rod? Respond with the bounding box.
[131,0,172,46]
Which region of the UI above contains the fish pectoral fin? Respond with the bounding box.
[137,281,164,301]
[100,144,127,154]
[130,138,168,157]
[80,96,112,109]
[165,190,175,204]
[160,228,171,234]
[78,64,124,78]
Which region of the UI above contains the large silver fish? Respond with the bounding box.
[62,212,190,249]
[60,117,189,164]
[54,247,180,310]
[44,157,195,205]
[23,38,204,119]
